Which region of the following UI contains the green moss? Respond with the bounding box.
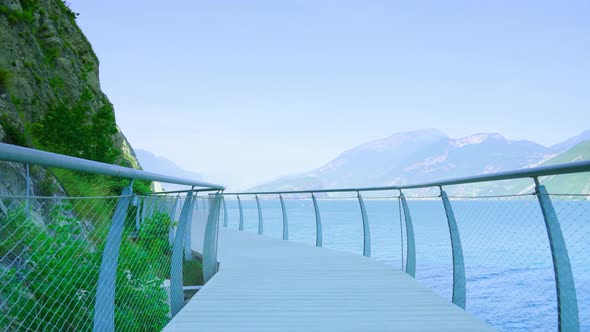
[183,260,204,286]
[33,72,42,83]
[44,46,62,62]
[48,75,64,90]
[54,0,78,21]
[0,114,28,147]
[11,97,22,106]
[81,61,95,81]
[0,69,11,93]
[20,0,40,12]
[0,4,35,25]
[33,87,122,166]
[37,173,57,196]
[48,169,152,200]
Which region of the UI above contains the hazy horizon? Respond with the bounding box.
[137,128,589,190]
[69,1,590,189]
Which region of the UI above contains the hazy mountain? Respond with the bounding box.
[135,149,202,191]
[551,130,590,152]
[252,129,590,195]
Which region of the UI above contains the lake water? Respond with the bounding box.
[219,196,590,331]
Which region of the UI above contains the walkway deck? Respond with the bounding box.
[164,229,493,331]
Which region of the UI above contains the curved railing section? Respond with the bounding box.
[222,159,590,332]
[2,141,590,332]
[0,143,224,332]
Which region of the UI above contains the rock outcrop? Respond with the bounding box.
[0,0,141,196]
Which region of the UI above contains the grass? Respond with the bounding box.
[183,260,204,286]
[0,67,12,93]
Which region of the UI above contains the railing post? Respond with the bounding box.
[169,190,196,317]
[279,194,288,240]
[154,196,162,214]
[25,163,30,217]
[256,194,263,235]
[144,196,154,220]
[440,187,466,309]
[237,195,244,231]
[400,191,416,278]
[398,196,404,271]
[169,195,179,220]
[93,182,134,332]
[169,195,179,246]
[222,196,228,227]
[311,193,323,247]
[141,196,146,225]
[357,191,371,257]
[203,192,223,283]
[133,195,140,231]
[184,192,198,261]
[534,178,579,332]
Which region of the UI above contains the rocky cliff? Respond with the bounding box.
[0,0,141,196]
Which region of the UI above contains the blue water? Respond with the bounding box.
[222,197,590,331]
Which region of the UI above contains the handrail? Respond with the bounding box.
[3,141,588,331]
[0,143,225,189]
[223,159,590,195]
[221,159,589,331]
[0,143,229,332]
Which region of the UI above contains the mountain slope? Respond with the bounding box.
[252,130,555,194]
[551,130,590,153]
[135,149,203,191]
[520,140,590,194]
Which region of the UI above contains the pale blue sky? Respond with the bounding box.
[69,0,589,189]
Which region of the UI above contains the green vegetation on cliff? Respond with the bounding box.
[0,3,196,331]
[532,140,590,194]
[1,204,177,331]
[0,0,143,196]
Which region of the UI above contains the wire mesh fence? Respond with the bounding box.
[449,194,556,331]
[0,191,209,331]
[362,196,404,271]
[1,144,588,332]
[403,195,455,303]
[222,188,590,332]
[1,196,117,331]
[553,194,590,331]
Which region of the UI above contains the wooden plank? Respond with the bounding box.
[164,229,494,331]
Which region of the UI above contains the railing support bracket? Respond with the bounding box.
[440,187,466,309]
[534,178,579,332]
[400,191,416,278]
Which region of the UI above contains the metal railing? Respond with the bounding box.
[0,143,224,331]
[2,141,590,331]
[222,159,590,332]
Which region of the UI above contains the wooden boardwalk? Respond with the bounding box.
[163,229,493,331]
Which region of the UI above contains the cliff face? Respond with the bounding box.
[0,0,141,196]
[0,0,138,165]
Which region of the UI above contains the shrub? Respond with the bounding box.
[0,204,177,331]
[0,67,12,93]
[34,88,121,165]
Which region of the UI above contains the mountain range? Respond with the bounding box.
[135,130,590,195]
[250,129,590,195]
[135,149,203,191]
